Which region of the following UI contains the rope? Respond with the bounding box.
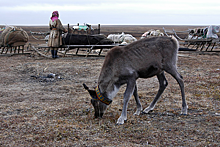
[172,29,184,40]
[0,27,5,33]
[30,31,47,41]
[30,45,51,58]
[5,29,16,47]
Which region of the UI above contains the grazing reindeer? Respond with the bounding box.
[83,36,187,125]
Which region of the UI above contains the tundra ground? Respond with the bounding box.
[0,25,220,146]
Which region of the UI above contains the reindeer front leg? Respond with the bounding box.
[117,79,136,125]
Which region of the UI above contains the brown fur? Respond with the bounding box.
[99,36,178,94]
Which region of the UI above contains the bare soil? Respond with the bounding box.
[0,25,220,146]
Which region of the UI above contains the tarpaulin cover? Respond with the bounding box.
[0,26,29,47]
[62,34,113,45]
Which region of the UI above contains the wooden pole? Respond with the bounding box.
[98,24,100,34]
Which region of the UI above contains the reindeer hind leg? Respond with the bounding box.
[143,72,168,114]
[165,66,188,115]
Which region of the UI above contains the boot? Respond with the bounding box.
[54,50,59,58]
[51,49,55,58]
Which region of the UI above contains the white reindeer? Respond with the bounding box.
[84,36,187,125]
[107,32,137,44]
[141,29,164,39]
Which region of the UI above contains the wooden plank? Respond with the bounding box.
[184,39,212,42]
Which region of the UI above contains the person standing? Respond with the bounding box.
[48,11,67,58]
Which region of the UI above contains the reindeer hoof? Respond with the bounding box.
[181,105,188,115]
[133,109,142,116]
[181,111,187,115]
[116,116,127,125]
[143,107,154,114]
[116,120,127,125]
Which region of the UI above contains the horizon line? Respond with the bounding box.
[0,23,216,26]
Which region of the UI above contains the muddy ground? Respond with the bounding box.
[0,25,220,146]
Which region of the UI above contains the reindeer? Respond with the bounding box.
[83,36,187,125]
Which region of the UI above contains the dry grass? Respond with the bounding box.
[0,52,219,146]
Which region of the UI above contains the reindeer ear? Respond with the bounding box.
[83,83,98,100]
[83,83,89,90]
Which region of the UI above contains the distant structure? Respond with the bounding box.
[68,23,100,35]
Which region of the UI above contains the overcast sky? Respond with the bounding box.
[1,0,220,26]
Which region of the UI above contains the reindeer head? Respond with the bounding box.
[83,83,112,118]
